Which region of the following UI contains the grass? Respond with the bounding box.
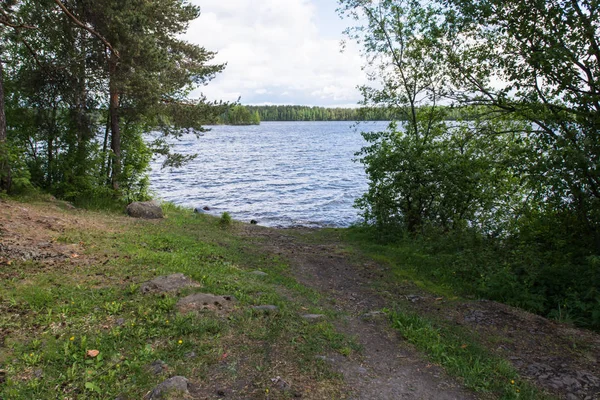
[388,308,548,400]
[0,201,351,399]
[311,226,558,400]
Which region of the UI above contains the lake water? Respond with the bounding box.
[149,121,389,227]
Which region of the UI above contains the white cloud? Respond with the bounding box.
[185,0,366,106]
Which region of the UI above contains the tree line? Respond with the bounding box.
[342,0,600,329]
[0,0,225,202]
[217,105,260,125]
[245,105,489,122]
[245,105,396,121]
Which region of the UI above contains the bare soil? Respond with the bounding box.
[241,225,600,400]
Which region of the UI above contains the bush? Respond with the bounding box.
[219,212,232,228]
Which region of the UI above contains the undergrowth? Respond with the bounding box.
[343,226,600,331]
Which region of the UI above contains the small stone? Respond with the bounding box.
[250,220,258,225]
[147,376,189,399]
[217,389,226,396]
[33,369,43,378]
[252,305,278,313]
[203,206,211,211]
[361,311,386,320]
[184,351,197,359]
[177,293,236,315]
[116,318,126,326]
[301,314,326,322]
[140,274,200,294]
[406,294,421,303]
[271,376,290,391]
[149,360,167,375]
[357,367,368,374]
[250,270,268,277]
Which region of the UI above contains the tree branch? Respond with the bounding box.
[53,0,119,58]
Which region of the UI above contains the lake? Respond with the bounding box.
[149,121,389,227]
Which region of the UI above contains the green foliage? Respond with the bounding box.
[246,105,496,122]
[0,0,224,201]
[219,211,232,227]
[344,225,600,331]
[341,0,600,329]
[390,309,542,398]
[218,105,260,125]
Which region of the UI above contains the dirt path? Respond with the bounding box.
[242,226,600,400]
[243,227,475,399]
[2,200,598,399]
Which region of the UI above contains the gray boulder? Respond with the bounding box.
[140,274,200,294]
[176,293,236,315]
[127,201,163,219]
[146,376,189,399]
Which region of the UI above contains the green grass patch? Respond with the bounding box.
[0,201,348,399]
[389,308,550,400]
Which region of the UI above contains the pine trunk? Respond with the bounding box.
[0,59,12,192]
[109,57,121,192]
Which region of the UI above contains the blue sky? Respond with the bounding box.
[186,0,366,107]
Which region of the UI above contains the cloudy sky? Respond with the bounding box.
[185,0,367,107]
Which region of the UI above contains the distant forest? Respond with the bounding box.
[246,105,469,122]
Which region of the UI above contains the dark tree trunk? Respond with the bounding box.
[74,34,92,184]
[101,111,110,182]
[109,57,120,192]
[0,59,12,192]
[0,62,5,143]
[47,109,56,189]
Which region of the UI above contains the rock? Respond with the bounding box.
[176,293,236,315]
[184,351,197,359]
[193,207,204,213]
[250,220,258,225]
[405,294,421,303]
[203,206,211,211]
[250,270,268,277]
[148,360,167,375]
[140,274,200,294]
[301,314,326,322]
[126,201,163,219]
[146,376,189,399]
[271,376,290,391]
[116,318,126,326]
[357,367,368,375]
[252,305,278,313]
[361,311,386,320]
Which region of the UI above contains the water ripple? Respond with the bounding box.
[149,121,388,227]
